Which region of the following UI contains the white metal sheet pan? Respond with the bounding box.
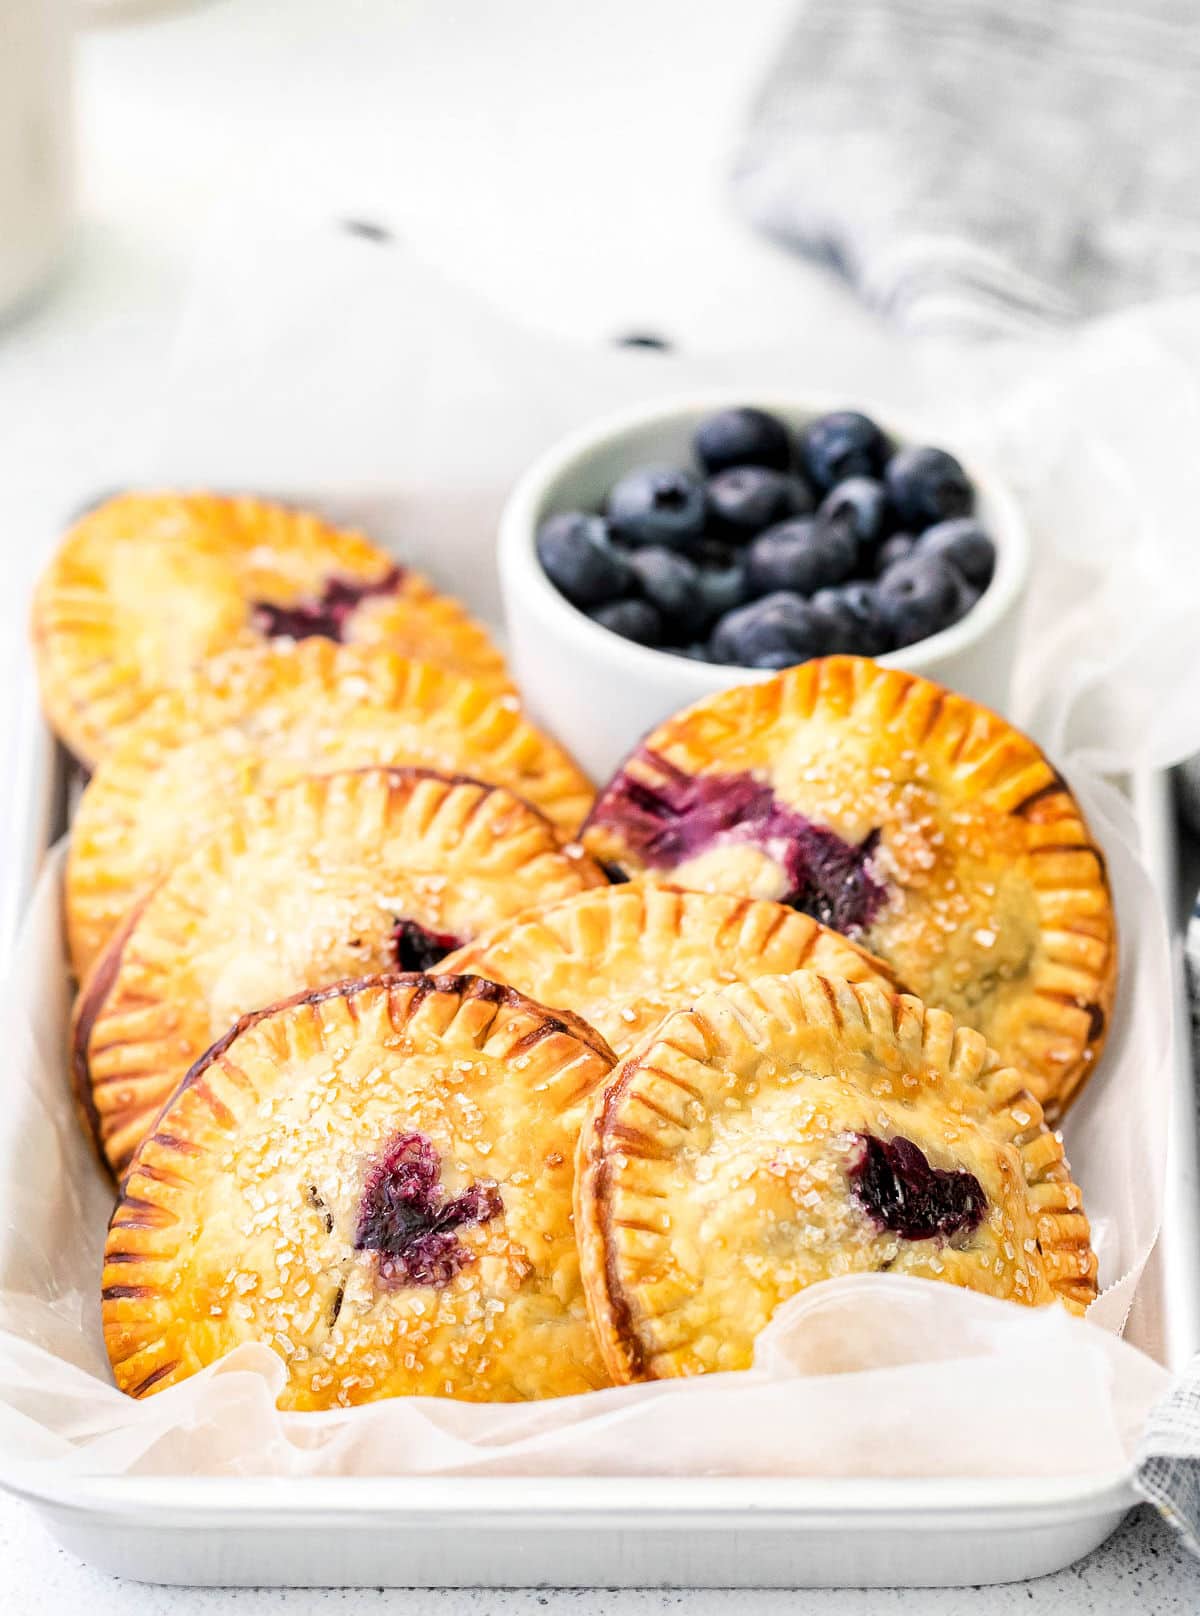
[0,693,1196,1588]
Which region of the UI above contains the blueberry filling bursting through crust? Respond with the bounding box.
[391,918,463,972]
[354,1132,502,1288]
[848,1134,987,1242]
[587,749,886,934]
[252,563,405,643]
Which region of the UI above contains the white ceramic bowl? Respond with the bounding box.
[499,393,1029,782]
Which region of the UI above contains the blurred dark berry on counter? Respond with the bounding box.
[615,332,674,351]
[341,219,395,245]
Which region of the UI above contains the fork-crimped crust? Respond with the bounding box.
[104,973,615,1408]
[576,970,1098,1385]
[583,656,1116,1119]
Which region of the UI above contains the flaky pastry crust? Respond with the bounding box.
[104,974,615,1407]
[74,767,606,1176]
[32,492,510,766]
[582,656,1116,1119]
[576,970,1098,1385]
[443,881,895,1057]
[66,639,594,976]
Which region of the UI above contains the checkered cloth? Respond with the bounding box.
[1139,1371,1200,1556]
[733,0,1200,336]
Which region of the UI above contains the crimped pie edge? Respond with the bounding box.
[575,968,1098,1386]
[31,491,510,766]
[580,655,1117,1121]
[65,638,596,976]
[442,879,900,1053]
[74,766,608,1177]
[103,971,616,1404]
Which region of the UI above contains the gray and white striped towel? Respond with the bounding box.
[733,0,1200,337]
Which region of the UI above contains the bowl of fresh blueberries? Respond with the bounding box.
[499,396,1029,780]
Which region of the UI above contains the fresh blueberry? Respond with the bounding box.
[810,582,892,657]
[588,598,665,646]
[885,446,974,530]
[806,591,856,655]
[694,560,749,623]
[745,518,857,598]
[709,592,830,668]
[627,547,706,636]
[690,534,739,570]
[693,406,792,475]
[706,466,813,540]
[875,555,964,647]
[875,532,916,575]
[671,642,712,661]
[606,464,707,550]
[818,476,890,554]
[952,578,982,621]
[915,519,996,591]
[536,511,633,608]
[799,411,889,492]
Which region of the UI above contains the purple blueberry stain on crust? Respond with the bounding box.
[354,1132,502,1288]
[391,918,463,972]
[587,749,886,935]
[252,563,405,643]
[848,1133,987,1242]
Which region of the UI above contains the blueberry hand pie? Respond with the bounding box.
[103,974,615,1407]
[582,656,1115,1118]
[66,639,594,976]
[576,970,1097,1384]
[32,492,509,766]
[74,768,606,1175]
[443,881,895,1058]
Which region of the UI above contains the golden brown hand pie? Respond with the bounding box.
[443,881,895,1058]
[103,974,615,1408]
[582,656,1115,1119]
[576,970,1097,1385]
[31,492,509,766]
[73,767,606,1176]
[66,639,594,977]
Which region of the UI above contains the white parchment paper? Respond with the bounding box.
[3,209,1200,1484]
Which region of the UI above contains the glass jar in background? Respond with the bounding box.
[0,0,74,321]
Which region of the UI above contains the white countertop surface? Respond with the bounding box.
[1,0,1198,1605]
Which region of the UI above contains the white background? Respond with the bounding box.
[1,0,1198,1606]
